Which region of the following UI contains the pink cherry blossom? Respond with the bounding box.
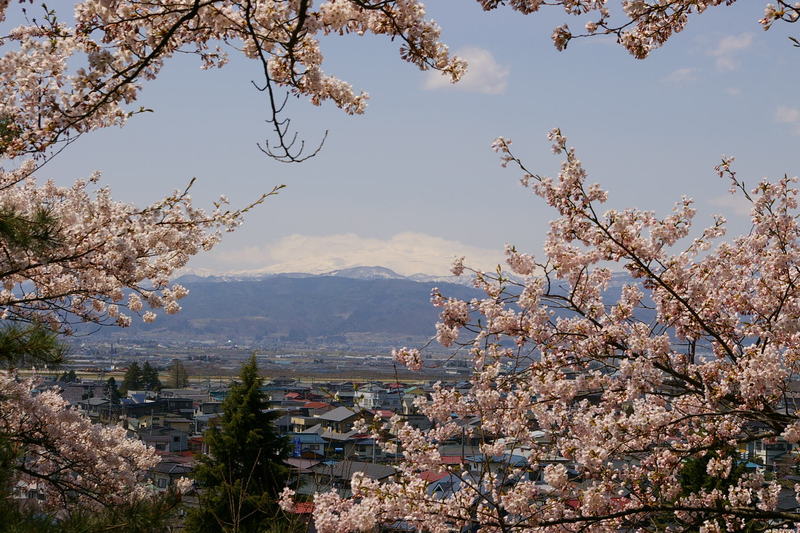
[314,131,800,531]
[0,372,160,508]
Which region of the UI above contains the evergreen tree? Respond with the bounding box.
[106,377,121,404]
[168,359,189,388]
[58,369,78,383]
[141,362,162,391]
[186,355,290,533]
[0,323,65,370]
[121,362,144,394]
[678,446,746,498]
[0,207,65,372]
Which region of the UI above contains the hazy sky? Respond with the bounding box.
[35,2,800,275]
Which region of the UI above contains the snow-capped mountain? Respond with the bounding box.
[324,266,407,280]
[177,265,477,286]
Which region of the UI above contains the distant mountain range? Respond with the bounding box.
[86,266,641,351]
[175,265,475,287]
[89,267,484,349]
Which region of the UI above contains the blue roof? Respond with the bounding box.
[288,433,326,444]
[129,393,148,404]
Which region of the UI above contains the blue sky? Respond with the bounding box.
[33,1,800,275]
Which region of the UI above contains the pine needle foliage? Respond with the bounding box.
[186,355,290,533]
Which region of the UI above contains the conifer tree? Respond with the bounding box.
[186,355,289,533]
[121,362,144,394]
[0,324,65,370]
[0,206,65,372]
[106,377,121,404]
[58,369,78,383]
[168,359,189,389]
[141,362,162,391]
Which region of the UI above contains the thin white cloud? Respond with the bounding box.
[709,194,752,217]
[776,106,800,123]
[775,105,800,135]
[662,67,698,83]
[425,46,509,95]
[708,33,753,71]
[724,87,742,96]
[203,232,504,276]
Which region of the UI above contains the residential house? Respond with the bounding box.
[151,455,194,491]
[317,407,364,433]
[78,397,110,421]
[303,401,334,417]
[354,384,402,411]
[57,380,108,406]
[288,433,327,458]
[309,461,396,497]
[464,454,529,475]
[747,436,795,470]
[139,427,189,452]
[320,429,364,458]
[163,417,193,433]
[193,412,221,434]
[291,415,320,433]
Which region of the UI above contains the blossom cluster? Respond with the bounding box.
[0,162,241,508]
[479,0,790,58]
[0,0,465,159]
[308,131,800,530]
[0,161,273,332]
[0,372,160,508]
[1,0,786,161]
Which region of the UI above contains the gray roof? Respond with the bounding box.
[426,473,480,499]
[153,462,193,475]
[284,458,321,473]
[273,414,293,425]
[139,427,188,437]
[312,460,395,481]
[320,430,361,442]
[465,454,529,467]
[317,406,361,422]
[85,398,110,406]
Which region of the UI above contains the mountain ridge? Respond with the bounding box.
[93,267,639,351]
[96,269,484,350]
[175,265,475,287]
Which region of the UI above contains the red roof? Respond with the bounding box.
[419,470,449,482]
[303,401,331,409]
[285,392,301,399]
[566,499,580,509]
[372,409,395,418]
[292,502,315,514]
[440,455,465,465]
